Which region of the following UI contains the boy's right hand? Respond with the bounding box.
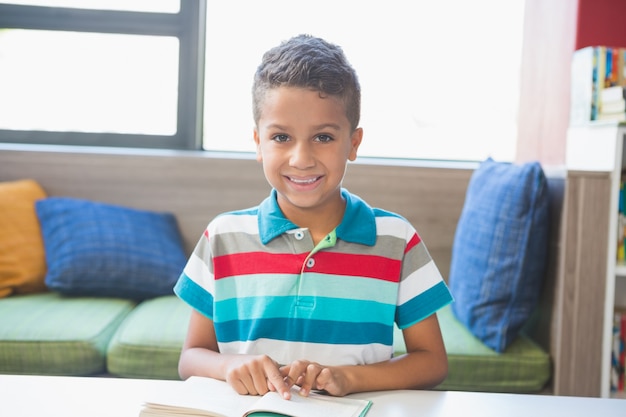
[225,354,292,400]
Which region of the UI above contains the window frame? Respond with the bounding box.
[0,1,206,150]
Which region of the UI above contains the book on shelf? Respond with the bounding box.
[618,176,626,263]
[570,46,626,126]
[600,99,626,114]
[615,175,626,394]
[611,309,626,394]
[601,85,626,103]
[604,47,622,88]
[597,112,626,122]
[599,85,626,121]
[139,376,373,417]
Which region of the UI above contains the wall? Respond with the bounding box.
[575,0,626,50]
[515,0,577,166]
[516,0,626,166]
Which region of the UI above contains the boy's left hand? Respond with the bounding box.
[279,360,350,397]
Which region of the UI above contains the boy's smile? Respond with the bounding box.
[254,86,363,232]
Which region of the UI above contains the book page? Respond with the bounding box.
[141,377,371,417]
[141,376,258,417]
[245,389,371,417]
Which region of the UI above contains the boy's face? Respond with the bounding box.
[254,86,362,218]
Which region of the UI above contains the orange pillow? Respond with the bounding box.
[0,179,48,298]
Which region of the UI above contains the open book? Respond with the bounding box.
[140,376,372,417]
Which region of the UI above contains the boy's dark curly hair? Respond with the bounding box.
[252,34,361,131]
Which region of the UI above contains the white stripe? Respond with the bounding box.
[184,251,215,295]
[375,216,414,240]
[397,260,443,305]
[211,212,258,235]
[219,339,393,366]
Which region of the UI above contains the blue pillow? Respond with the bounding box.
[449,158,549,352]
[36,197,187,300]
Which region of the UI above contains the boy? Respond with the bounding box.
[174,34,453,400]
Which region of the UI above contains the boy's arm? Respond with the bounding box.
[178,310,292,399]
[354,313,448,390]
[287,313,448,396]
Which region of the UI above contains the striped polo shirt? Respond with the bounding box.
[174,188,453,366]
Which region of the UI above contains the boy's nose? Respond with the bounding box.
[289,141,315,169]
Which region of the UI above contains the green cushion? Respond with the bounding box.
[0,292,135,375]
[107,295,191,379]
[393,305,551,393]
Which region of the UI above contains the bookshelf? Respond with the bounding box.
[566,121,626,398]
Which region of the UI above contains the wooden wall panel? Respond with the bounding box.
[554,171,610,397]
[0,149,472,280]
[0,149,270,255]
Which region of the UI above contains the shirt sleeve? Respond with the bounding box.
[173,227,215,320]
[395,227,454,329]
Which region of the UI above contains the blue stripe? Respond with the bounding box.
[215,317,394,345]
[214,295,395,324]
[396,281,454,328]
[174,273,214,319]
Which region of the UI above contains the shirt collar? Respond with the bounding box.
[258,188,377,246]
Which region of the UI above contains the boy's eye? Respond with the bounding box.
[315,134,333,143]
[271,134,289,143]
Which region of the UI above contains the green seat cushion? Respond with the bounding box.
[393,305,551,393]
[0,292,135,375]
[107,295,191,379]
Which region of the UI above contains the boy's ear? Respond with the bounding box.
[348,128,363,162]
[253,128,263,162]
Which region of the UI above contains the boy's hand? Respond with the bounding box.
[225,354,291,400]
[280,360,350,397]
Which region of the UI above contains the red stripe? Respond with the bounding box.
[213,251,401,282]
[313,252,401,282]
[213,252,308,279]
[405,232,421,254]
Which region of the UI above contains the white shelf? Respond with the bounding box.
[615,263,626,277]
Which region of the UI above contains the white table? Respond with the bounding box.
[0,374,624,417]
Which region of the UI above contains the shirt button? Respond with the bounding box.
[294,231,304,240]
[306,258,315,268]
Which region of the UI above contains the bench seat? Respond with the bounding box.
[106,296,551,392]
[0,293,135,376]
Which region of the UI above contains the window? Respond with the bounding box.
[203,0,525,162]
[0,30,179,135]
[0,0,525,162]
[0,1,204,149]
